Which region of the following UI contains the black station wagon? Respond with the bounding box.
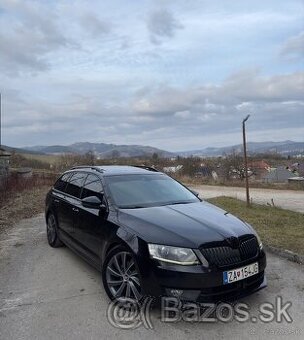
[45,165,266,302]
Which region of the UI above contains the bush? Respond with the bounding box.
[0,173,56,208]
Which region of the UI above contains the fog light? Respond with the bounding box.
[169,289,184,297]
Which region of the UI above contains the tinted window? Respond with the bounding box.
[54,173,71,192]
[105,174,199,208]
[81,174,103,200]
[65,172,86,198]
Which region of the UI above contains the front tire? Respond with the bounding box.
[46,213,64,248]
[102,246,143,301]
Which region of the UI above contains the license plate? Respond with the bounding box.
[223,262,259,284]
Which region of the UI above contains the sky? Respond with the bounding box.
[0,0,303,152]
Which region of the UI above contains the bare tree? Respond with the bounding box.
[221,150,245,180]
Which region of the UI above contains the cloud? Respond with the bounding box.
[147,9,183,44]
[174,110,191,118]
[4,69,303,149]
[1,1,303,150]
[0,0,70,75]
[79,13,111,37]
[132,71,304,117]
[280,31,304,59]
[218,70,304,103]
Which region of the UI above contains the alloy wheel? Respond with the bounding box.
[106,251,142,300]
[47,214,57,244]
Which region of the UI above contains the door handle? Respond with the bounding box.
[54,199,60,203]
[72,207,79,212]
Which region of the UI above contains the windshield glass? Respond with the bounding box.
[105,174,199,208]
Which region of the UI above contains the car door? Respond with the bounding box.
[60,171,87,242]
[52,172,72,237]
[75,173,106,264]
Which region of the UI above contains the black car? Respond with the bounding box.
[45,165,266,302]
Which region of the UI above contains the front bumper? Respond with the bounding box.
[140,250,267,302]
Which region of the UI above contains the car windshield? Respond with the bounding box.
[105,174,199,208]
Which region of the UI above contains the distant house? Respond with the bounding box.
[248,160,270,179]
[288,177,304,183]
[163,165,183,173]
[262,166,297,183]
[292,163,304,177]
[288,162,304,176]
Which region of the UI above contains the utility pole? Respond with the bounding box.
[242,114,250,207]
[0,92,2,149]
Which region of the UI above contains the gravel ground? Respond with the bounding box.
[0,214,303,340]
[191,185,304,213]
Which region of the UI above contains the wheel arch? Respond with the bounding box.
[102,227,142,266]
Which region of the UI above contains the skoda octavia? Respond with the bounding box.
[45,165,266,302]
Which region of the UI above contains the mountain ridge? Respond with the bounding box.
[22,142,175,158]
[178,140,304,157]
[3,140,304,158]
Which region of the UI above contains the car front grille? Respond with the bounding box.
[239,236,259,259]
[200,235,259,268]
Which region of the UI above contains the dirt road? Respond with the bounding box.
[0,214,303,339]
[191,185,304,213]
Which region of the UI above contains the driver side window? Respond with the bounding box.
[81,174,104,200]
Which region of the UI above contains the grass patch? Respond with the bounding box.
[208,196,304,256]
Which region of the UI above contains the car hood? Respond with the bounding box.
[118,201,255,248]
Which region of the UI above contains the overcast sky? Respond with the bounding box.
[1,0,303,151]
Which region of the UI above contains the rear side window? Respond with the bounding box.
[81,174,103,200]
[54,173,71,192]
[65,172,86,198]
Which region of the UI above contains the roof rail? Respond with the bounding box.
[133,165,159,172]
[70,165,104,173]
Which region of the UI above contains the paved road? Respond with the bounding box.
[191,185,304,213]
[0,214,303,340]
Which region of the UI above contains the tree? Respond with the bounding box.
[83,151,95,165]
[221,151,245,180]
[111,150,120,159]
[152,152,159,161]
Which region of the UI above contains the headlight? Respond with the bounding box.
[148,244,199,265]
[256,234,263,250]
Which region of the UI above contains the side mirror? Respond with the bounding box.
[82,196,102,209]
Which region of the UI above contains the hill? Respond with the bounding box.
[4,140,304,159]
[23,142,174,159]
[178,140,304,157]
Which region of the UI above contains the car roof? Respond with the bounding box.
[65,165,161,176]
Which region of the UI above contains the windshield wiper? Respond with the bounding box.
[169,201,192,205]
[120,205,146,209]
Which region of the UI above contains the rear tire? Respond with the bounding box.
[46,213,64,248]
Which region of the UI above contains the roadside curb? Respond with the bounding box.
[264,244,304,265]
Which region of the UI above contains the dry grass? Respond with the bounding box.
[0,173,56,207]
[0,185,51,234]
[0,174,55,234]
[22,153,60,165]
[208,196,304,255]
